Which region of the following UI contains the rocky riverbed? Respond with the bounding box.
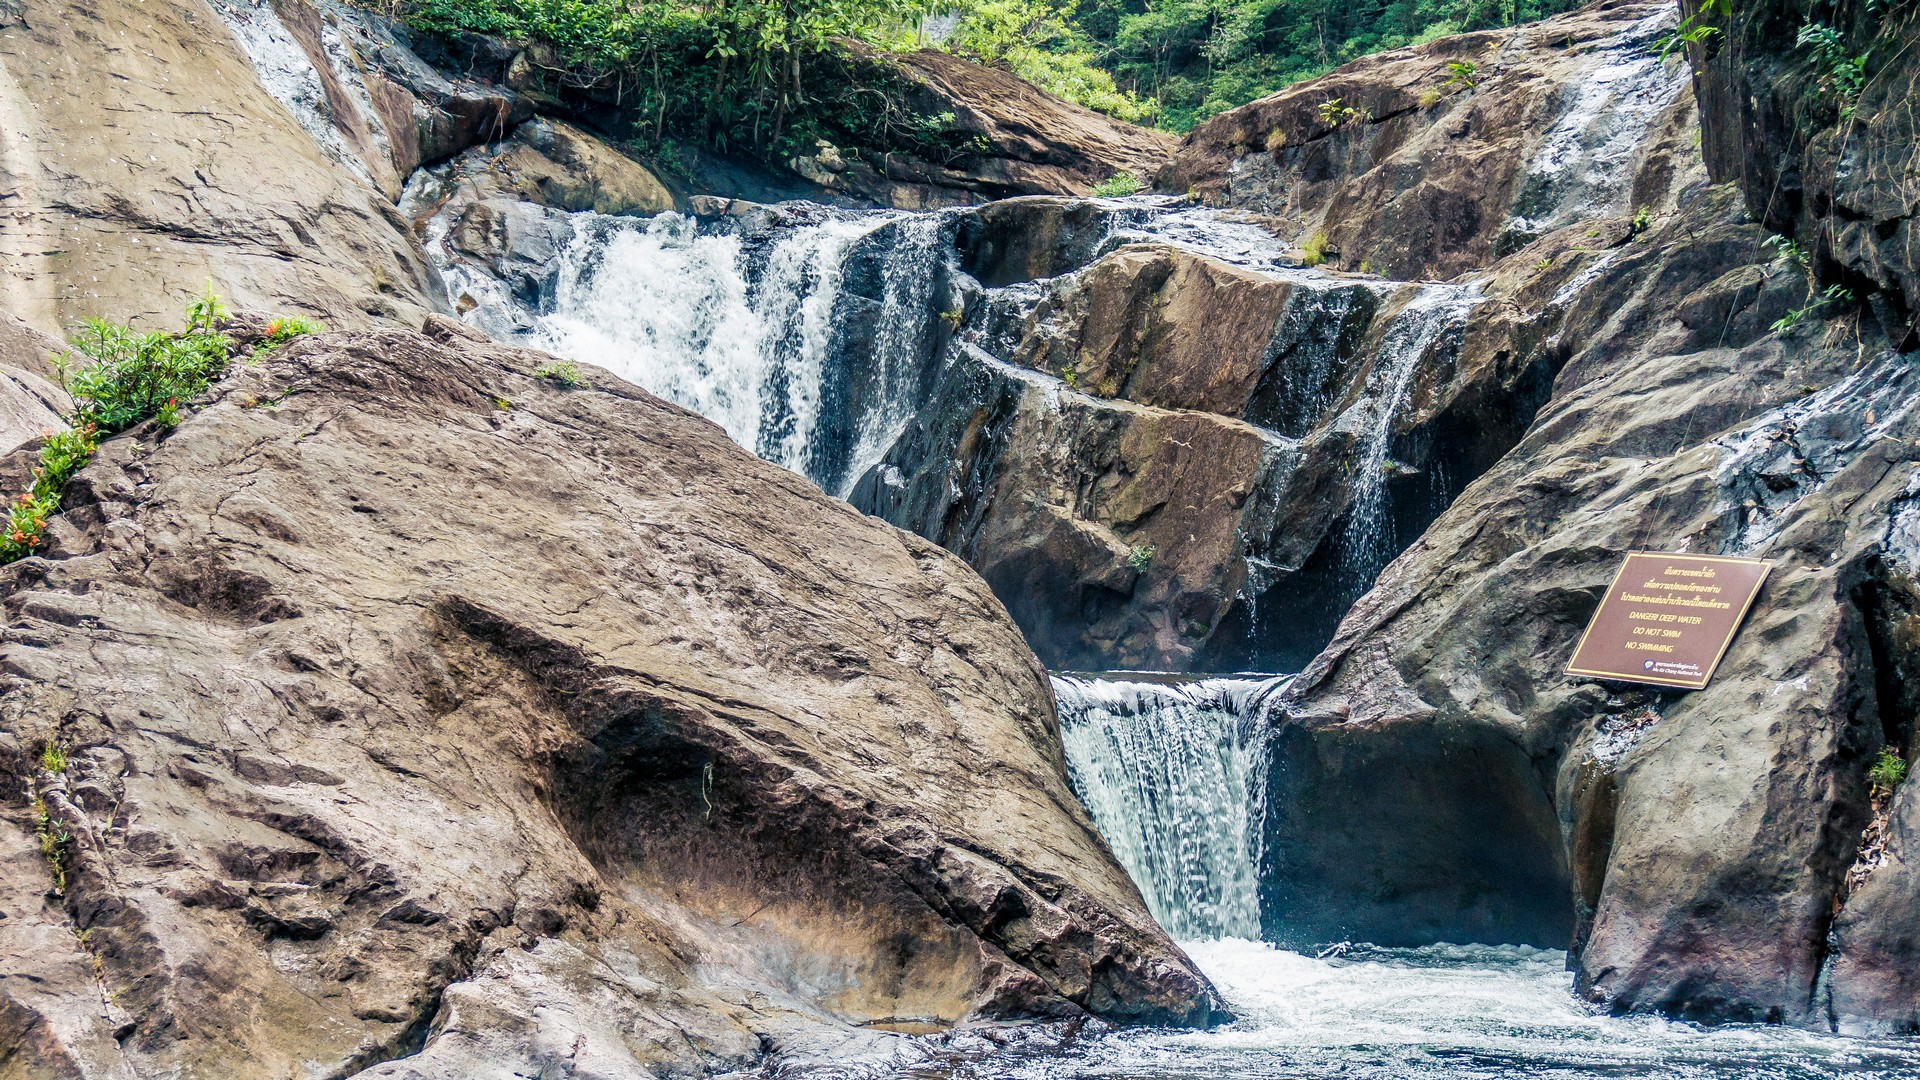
[2,0,1919,1073]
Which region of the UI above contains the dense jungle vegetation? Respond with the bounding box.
[376,0,1583,158]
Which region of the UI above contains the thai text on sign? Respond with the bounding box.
[1565,552,1770,690]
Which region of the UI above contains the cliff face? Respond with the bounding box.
[0,0,442,334]
[850,0,1706,672]
[1144,0,1920,1034]
[0,322,1219,1078]
[1160,0,1698,280]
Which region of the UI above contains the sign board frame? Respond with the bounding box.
[1565,552,1771,691]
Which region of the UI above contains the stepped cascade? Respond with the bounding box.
[6,0,1920,1073]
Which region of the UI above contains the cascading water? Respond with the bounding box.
[1338,283,1483,595]
[840,213,948,492]
[1051,674,1288,940]
[529,211,905,478]
[1503,6,1687,247]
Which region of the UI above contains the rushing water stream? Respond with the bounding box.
[1014,674,1920,1080]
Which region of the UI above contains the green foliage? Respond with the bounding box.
[1764,232,1810,270]
[34,795,69,893]
[380,0,963,157]
[1128,543,1157,572]
[944,0,1158,121]
[0,425,96,561]
[1090,170,1146,196]
[1443,59,1478,89]
[1871,747,1909,790]
[1797,20,1868,112]
[534,358,584,387]
[1301,229,1332,267]
[1628,205,1653,238]
[57,318,232,436]
[1066,0,1574,131]
[379,0,1580,147]
[1772,284,1856,335]
[253,316,323,361]
[4,292,310,565]
[1316,97,1365,126]
[1655,10,1720,60]
[40,742,67,773]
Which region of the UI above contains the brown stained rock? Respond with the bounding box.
[1268,185,1920,1024]
[1012,245,1298,415]
[802,44,1176,208]
[1159,0,1699,281]
[0,0,439,334]
[413,118,675,223]
[0,326,1220,1077]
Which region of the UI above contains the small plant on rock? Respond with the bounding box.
[1764,233,1811,271]
[1301,230,1333,267]
[1797,21,1868,113]
[1443,60,1478,90]
[3,290,311,566]
[1655,0,1728,61]
[1870,747,1908,791]
[1128,543,1157,572]
[1316,98,1366,126]
[1090,171,1144,197]
[534,359,583,388]
[252,315,323,361]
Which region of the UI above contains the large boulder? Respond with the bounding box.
[0,0,439,334]
[0,321,1221,1077]
[1159,0,1699,281]
[1267,174,1920,1027]
[795,44,1177,208]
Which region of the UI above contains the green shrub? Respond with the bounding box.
[1870,747,1908,790]
[1090,171,1145,197]
[534,359,584,387]
[1301,230,1332,268]
[1128,543,1156,572]
[1797,21,1868,110]
[3,292,312,565]
[57,318,232,436]
[1316,98,1365,126]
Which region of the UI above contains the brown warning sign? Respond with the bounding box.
[1566,552,1770,690]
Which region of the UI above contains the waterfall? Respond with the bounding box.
[530,212,896,477]
[1503,6,1685,246]
[1338,284,1482,595]
[840,213,949,494]
[1052,673,1289,940]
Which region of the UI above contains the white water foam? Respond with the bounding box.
[532,212,882,475]
[924,939,1920,1078]
[1052,674,1288,940]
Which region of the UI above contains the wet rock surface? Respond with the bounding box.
[1161,0,1697,281]
[0,0,441,334]
[1258,89,1920,1047]
[0,325,1221,1077]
